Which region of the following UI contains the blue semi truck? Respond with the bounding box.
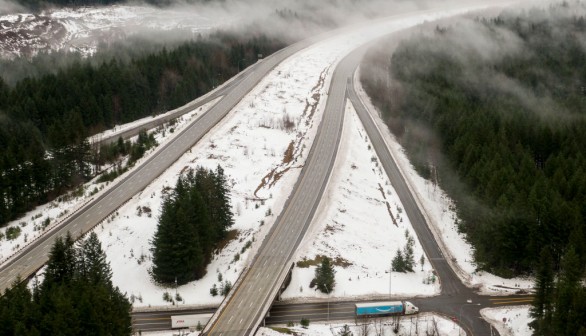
[355,301,419,317]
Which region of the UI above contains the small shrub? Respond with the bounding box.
[300,318,310,328]
[6,226,21,240]
[221,281,232,296]
[210,284,218,296]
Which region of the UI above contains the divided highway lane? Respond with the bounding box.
[0,37,321,295]
[204,48,369,336]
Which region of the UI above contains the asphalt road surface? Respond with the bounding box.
[0,36,320,294]
[132,295,533,332]
[347,56,532,335]
[203,44,368,336]
[97,70,247,147]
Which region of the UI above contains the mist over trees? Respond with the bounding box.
[362,3,586,332]
[362,2,586,277]
[0,232,132,335]
[0,33,284,228]
[151,166,234,285]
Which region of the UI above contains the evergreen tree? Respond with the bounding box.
[314,256,336,294]
[530,246,554,334]
[392,249,405,273]
[43,233,76,289]
[214,164,234,238]
[403,231,415,272]
[151,166,233,285]
[77,232,113,286]
[553,247,581,336]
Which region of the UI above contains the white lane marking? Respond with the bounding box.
[240,319,243,324]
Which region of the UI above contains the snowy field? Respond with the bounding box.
[256,314,465,336]
[280,102,439,301]
[481,306,532,336]
[137,313,466,336]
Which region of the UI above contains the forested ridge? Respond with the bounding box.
[0,33,285,228]
[361,4,586,334]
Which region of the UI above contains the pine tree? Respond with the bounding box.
[43,233,76,289]
[151,167,224,285]
[530,247,554,323]
[214,164,234,238]
[151,192,183,284]
[315,257,336,294]
[392,249,405,272]
[77,232,113,286]
[403,231,415,272]
[553,247,581,336]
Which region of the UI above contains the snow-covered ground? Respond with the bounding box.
[136,313,465,336]
[0,98,219,266]
[0,4,232,58]
[257,314,465,336]
[481,306,532,336]
[354,71,535,295]
[91,6,509,308]
[0,0,538,316]
[281,102,439,301]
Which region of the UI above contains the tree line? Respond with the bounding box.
[361,4,586,334]
[361,2,586,277]
[0,232,132,335]
[0,32,285,228]
[151,166,234,285]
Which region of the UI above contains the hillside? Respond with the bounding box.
[361,4,586,334]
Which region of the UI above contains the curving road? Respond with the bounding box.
[0,37,321,294]
[203,44,368,336]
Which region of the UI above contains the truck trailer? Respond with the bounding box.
[171,313,213,329]
[355,301,419,317]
